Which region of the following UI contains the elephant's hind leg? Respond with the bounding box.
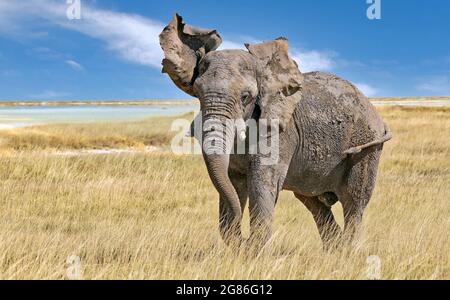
[294,193,342,250]
[339,149,382,244]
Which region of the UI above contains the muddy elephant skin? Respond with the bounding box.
[159,14,392,249]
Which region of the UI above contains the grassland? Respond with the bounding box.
[0,114,187,152]
[0,106,448,279]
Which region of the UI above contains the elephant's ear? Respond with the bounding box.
[159,14,222,97]
[245,38,303,131]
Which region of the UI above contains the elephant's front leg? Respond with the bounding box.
[247,160,287,248]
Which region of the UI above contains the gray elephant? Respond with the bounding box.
[159,15,392,249]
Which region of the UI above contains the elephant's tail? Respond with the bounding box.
[343,122,392,155]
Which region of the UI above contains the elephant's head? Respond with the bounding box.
[159,14,303,238]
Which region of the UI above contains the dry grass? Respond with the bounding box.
[0,106,448,279]
[0,114,191,152]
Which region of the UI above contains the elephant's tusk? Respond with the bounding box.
[235,118,246,142]
[238,131,246,142]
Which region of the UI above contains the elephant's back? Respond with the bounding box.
[286,72,385,193]
[299,71,384,142]
[301,71,384,132]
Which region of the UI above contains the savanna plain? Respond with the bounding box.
[0,106,448,279]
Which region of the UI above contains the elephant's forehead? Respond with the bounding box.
[202,50,255,70]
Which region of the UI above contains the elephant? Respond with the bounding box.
[159,14,392,249]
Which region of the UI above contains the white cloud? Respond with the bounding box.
[219,40,247,50]
[0,1,21,32]
[28,90,69,99]
[0,0,337,73]
[220,38,336,72]
[0,0,165,68]
[66,59,84,71]
[65,9,164,68]
[355,83,379,97]
[417,76,450,94]
[219,34,262,51]
[291,50,336,72]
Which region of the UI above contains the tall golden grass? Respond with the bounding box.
[0,114,188,152]
[0,106,448,279]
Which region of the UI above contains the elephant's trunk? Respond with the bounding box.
[203,152,242,218]
[201,110,242,242]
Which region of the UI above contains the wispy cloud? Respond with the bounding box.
[0,69,21,77]
[417,76,450,94]
[28,46,62,60]
[355,83,379,97]
[291,50,336,72]
[0,0,165,68]
[28,90,69,99]
[66,59,84,71]
[219,40,247,50]
[220,37,336,72]
[0,0,337,73]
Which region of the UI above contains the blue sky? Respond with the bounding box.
[0,0,449,100]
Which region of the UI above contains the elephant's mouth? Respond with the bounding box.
[201,116,247,154]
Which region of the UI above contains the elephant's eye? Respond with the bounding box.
[241,92,251,105]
